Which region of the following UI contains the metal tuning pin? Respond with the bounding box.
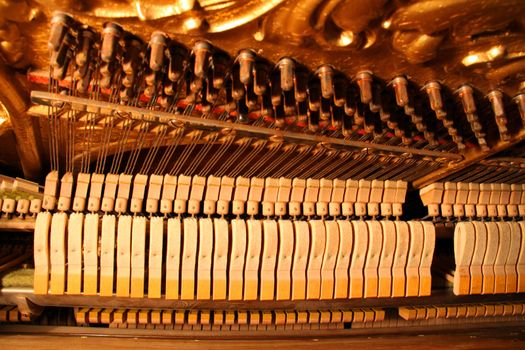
[101,22,123,63]
[211,51,230,90]
[231,66,245,101]
[167,43,188,83]
[48,11,74,52]
[308,78,321,112]
[316,65,334,100]
[278,57,295,92]
[457,84,488,150]
[294,68,308,103]
[75,27,96,68]
[238,49,256,86]
[254,61,270,96]
[121,36,144,98]
[149,31,169,72]
[487,90,510,142]
[355,71,373,104]
[391,76,410,108]
[424,81,446,119]
[52,33,75,80]
[75,28,98,93]
[192,40,213,81]
[514,93,525,127]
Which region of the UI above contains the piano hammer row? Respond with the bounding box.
[453,221,525,296]
[420,182,525,219]
[34,213,434,300]
[21,171,406,218]
[75,307,385,330]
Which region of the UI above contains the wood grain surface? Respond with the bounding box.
[1,326,525,350]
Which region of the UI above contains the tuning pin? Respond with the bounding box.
[245,81,258,109]
[163,81,175,96]
[342,111,354,137]
[278,57,295,92]
[514,93,525,127]
[283,90,296,115]
[355,71,373,104]
[101,22,123,63]
[231,67,244,101]
[76,68,92,93]
[308,79,321,111]
[120,87,134,102]
[344,86,357,117]
[316,65,334,99]
[167,44,188,82]
[206,71,219,103]
[456,84,488,149]
[75,28,96,68]
[261,90,273,119]
[294,69,308,103]
[457,85,477,114]
[238,49,256,85]
[270,70,282,106]
[487,90,510,141]
[354,102,365,127]
[212,52,229,90]
[424,81,444,113]
[193,40,212,80]
[122,36,143,88]
[254,62,270,96]
[332,105,343,129]
[237,98,250,124]
[297,100,308,126]
[224,80,236,112]
[363,108,376,135]
[149,31,168,72]
[49,12,74,52]
[308,108,320,132]
[369,82,382,113]
[391,76,410,107]
[157,95,172,109]
[99,68,113,89]
[320,97,331,121]
[52,61,70,81]
[333,76,347,107]
[274,103,286,127]
[51,32,74,69]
